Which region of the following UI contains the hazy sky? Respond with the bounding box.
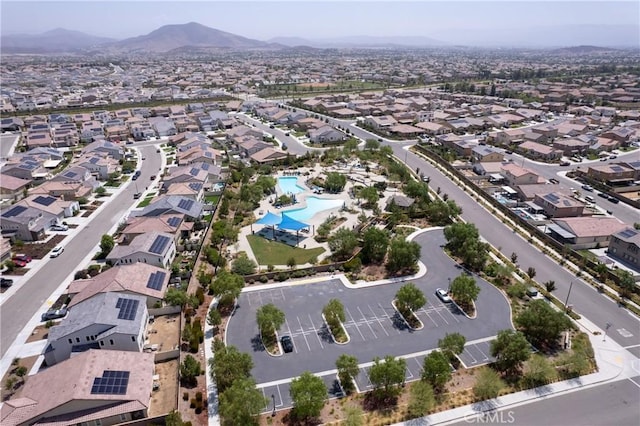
[1,0,638,41]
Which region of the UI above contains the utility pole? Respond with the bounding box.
[564,281,574,312]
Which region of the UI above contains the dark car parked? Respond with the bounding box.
[1,278,14,288]
[41,308,68,322]
[281,335,294,353]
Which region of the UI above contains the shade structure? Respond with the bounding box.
[278,213,309,231]
[256,211,282,225]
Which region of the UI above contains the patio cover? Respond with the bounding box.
[256,211,282,225]
[278,213,309,231]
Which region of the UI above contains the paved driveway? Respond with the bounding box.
[226,229,512,385]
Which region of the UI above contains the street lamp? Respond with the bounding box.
[271,394,276,417]
[448,277,452,292]
[564,281,574,312]
[604,322,612,342]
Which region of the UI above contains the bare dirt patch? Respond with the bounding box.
[1,355,40,402]
[148,359,179,417]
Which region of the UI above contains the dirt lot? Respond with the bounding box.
[146,313,181,351]
[148,359,179,417]
[1,355,40,402]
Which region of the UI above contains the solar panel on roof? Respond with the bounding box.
[167,217,181,227]
[146,271,166,290]
[202,163,210,170]
[116,298,139,321]
[33,195,56,206]
[89,157,100,164]
[149,235,171,254]
[90,370,130,395]
[2,205,27,218]
[545,193,559,202]
[190,168,199,176]
[620,229,638,238]
[177,199,194,210]
[188,183,202,191]
[63,171,78,178]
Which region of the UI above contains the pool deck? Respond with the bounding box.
[232,166,401,268]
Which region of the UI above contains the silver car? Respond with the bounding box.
[436,288,452,303]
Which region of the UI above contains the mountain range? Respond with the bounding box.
[0,22,636,54]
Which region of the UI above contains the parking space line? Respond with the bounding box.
[377,302,402,334]
[357,306,378,339]
[280,287,286,301]
[463,347,478,364]
[276,384,284,408]
[413,357,423,371]
[284,318,298,354]
[368,304,389,337]
[441,302,461,323]
[417,307,439,327]
[308,313,324,349]
[429,302,450,325]
[296,316,312,351]
[475,343,490,361]
[345,308,366,341]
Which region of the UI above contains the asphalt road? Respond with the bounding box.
[446,376,640,426]
[0,145,161,357]
[227,229,512,384]
[392,143,640,350]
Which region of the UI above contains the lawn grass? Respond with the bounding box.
[136,197,153,208]
[205,194,220,204]
[247,234,324,265]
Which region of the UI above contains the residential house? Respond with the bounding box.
[308,126,345,144]
[43,293,148,366]
[81,120,105,143]
[136,195,204,221]
[0,205,53,241]
[0,175,31,202]
[76,154,119,180]
[494,128,526,146]
[364,115,397,130]
[518,141,562,160]
[148,116,177,137]
[548,216,628,249]
[0,349,154,426]
[608,228,640,272]
[107,231,177,268]
[552,138,590,156]
[472,146,504,163]
[120,214,188,244]
[165,182,205,202]
[83,140,125,160]
[587,163,636,185]
[500,163,543,186]
[250,147,289,164]
[533,192,585,218]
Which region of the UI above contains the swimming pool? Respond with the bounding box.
[283,197,344,221]
[277,176,305,195]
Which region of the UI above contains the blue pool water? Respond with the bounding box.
[278,176,305,194]
[283,197,344,221]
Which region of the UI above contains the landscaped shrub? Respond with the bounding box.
[190,398,196,409]
[195,287,205,305]
[259,274,269,283]
[195,391,203,402]
[276,272,289,282]
[183,392,189,401]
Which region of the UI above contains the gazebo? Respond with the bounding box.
[254,211,310,246]
[254,211,282,239]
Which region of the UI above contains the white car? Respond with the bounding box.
[50,246,64,258]
[50,224,68,232]
[436,288,452,303]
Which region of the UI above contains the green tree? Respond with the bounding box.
[449,274,481,309]
[408,380,435,417]
[523,354,556,387]
[207,307,222,329]
[361,227,389,264]
[439,332,466,361]
[210,272,244,308]
[386,237,421,274]
[425,199,462,225]
[618,270,636,298]
[256,303,285,342]
[404,180,430,200]
[369,355,407,399]
[99,234,114,255]
[165,410,186,426]
[231,253,257,275]
[395,282,426,314]
[324,172,347,193]
[490,329,531,376]
[328,228,359,260]
[180,354,201,386]
[219,377,267,426]
[358,186,379,208]
[164,287,188,307]
[210,344,254,393]
[287,256,297,269]
[515,299,571,349]
[364,139,380,150]
[421,350,452,391]
[323,299,346,329]
[473,367,504,400]
[290,371,327,422]
[544,280,556,293]
[336,354,360,394]
[443,222,489,271]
